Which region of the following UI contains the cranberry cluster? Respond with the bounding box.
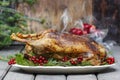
[70,56,83,65]
[69,28,83,35]
[62,56,83,65]
[69,23,96,35]
[8,58,16,65]
[106,57,115,64]
[29,56,48,66]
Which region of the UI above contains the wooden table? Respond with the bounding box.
[0,45,120,80]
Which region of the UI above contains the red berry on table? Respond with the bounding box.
[106,57,115,64]
[8,58,16,65]
[8,61,11,65]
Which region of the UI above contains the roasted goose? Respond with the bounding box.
[11,29,107,65]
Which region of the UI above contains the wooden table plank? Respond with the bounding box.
[0,61,9,70]
[0,46,24,57]
[97,46,120,80]
[3,66,35,80]
[0,61,10,80]
[0,46,24,80]
[111,46,120,65]
[3,71,34,80]
[35,75,66,80]
[67,74,97,80]
[0,69,10,80]
[0,46,35,80]
[97,71,120,80]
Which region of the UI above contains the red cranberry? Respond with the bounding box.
[43,60,48,64]
[33,60,38,64]
[39,63,43,66]
[62,56,68,62]
[31,56,36,61]
[77,56,83,63]
[83,23,91,29]
[83,23,92,33]
[69,28,76,32]
[106,57,115,64]
[41,57,45,61]
[83,30,88,35]
[71,29,78,34]
[70,60,77,65]
[28,55,48,65]
[39,56,43,59]
[39,60,43,63]
[76,30,83,35]
[8,58,16,65]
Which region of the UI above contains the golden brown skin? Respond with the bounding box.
[11,29,107,65]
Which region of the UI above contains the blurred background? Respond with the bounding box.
[93,0,120,43]
[0,0,120,48]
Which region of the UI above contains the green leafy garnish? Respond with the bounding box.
[80,61,92,66]
[1,53,109,66]
[14,54,35,66]
[43,58,58,66]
